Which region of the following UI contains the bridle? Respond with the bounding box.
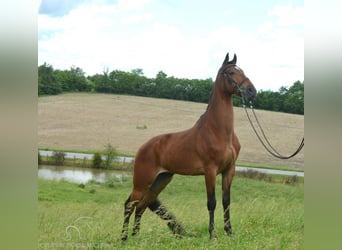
[220,64,304,159]
[220,64,250,95]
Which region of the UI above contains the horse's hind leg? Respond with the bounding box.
[132,172,185,236]
[148,172,185,236]
[148,199,185,236]
[121,195,137,241]
[132,172,173,236]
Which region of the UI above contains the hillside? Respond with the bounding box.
[38,93,304,169]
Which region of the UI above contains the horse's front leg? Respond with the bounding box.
[222,166,235,236]
[205,167,217,239]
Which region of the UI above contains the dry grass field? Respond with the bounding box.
[38,93,304,169]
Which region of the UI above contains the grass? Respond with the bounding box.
[38,93,304,169]
[38,174,303,249]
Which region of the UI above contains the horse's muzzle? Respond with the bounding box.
[241,86,257,101]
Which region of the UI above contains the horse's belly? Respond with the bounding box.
[160,150,205,175]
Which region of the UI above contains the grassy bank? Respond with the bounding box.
[38,174,303,249]
[38,147,304,173]
[38,152,134,171]
[38,146,135,158]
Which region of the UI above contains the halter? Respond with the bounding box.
[220,64,250,95]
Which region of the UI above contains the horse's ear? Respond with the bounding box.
[230,54,237,65]
[223,53,229,65]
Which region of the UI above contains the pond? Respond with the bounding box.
[38,165,131,184]
[38,164,303,184]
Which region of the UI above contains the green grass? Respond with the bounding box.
[38,175,303,249]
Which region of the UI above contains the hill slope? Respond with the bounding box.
[38,93,304,169]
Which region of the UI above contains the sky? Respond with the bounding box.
[38,0,303,91]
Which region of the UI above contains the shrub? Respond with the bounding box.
[237,169,274,183]
[103,143,118,169]
[52,151,65,165]
[284,175,299,185]
[92,152,103,169]
[38,152,42,165]
[106,180,115,188]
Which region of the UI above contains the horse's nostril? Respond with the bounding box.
[247,87,256,100]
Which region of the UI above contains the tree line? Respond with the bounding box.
[38,63,304,115]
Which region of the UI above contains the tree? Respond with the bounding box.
[252,81,303,114]
[91,70,112,93]
[38,63,303,115]
[54,69,71,92]
[253,90,283,112]
[38,63,61,95]
[283,81,304,114]
[68,66,91,92]
[131,68,144,76]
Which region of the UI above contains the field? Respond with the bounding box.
[38,175,304,249]
[38,93,304,169]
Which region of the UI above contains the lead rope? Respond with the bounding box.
[242,99,304,159]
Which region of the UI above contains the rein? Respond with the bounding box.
[242,99,304,159]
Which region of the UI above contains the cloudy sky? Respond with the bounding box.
[38,0,303,91]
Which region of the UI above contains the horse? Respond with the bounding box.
[121,53,257,240]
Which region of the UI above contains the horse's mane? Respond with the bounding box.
[194,84,214,128]
[206,88,214,111]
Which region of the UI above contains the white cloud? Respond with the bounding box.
[120,13,153,24]
[270,4,304,27]
[116,0,153,11]
[38,2,303,91]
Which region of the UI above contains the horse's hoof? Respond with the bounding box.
[225,229,233,236]
[209,231,218,240]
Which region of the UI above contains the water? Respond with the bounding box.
[38,165,130,184]
[39,150,303,177]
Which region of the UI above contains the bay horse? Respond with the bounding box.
[121,53,257,240]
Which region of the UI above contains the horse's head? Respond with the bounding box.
[218,53,257,101]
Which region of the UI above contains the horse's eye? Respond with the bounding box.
[228,71,234,76]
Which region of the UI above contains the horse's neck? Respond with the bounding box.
[204,86,234,137]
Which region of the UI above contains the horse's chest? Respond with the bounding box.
[208,141,235,167]
[218,144,235,169]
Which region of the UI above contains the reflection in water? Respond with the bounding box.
[38,165,303,184]
[38,165,130,184]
